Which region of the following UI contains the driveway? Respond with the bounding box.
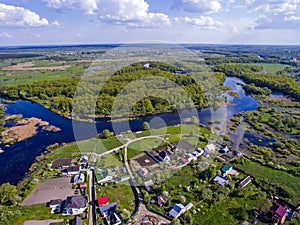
[21,177,74,206]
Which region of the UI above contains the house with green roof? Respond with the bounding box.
[221,164,233,176]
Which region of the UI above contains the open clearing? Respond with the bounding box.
[23,219,63,225]
[3,61,70,71]
[21,178,74,206]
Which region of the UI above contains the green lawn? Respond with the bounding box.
[234,160,300,205]
[48,137,123,160]
[127,137,164,159]
[96,181,135,213]
[7,204,74,225]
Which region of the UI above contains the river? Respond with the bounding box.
[0,77,261,184]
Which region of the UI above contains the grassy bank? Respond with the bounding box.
[234,159,300,206]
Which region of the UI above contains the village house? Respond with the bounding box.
[158,151,170,163]
[157,195,167,206]
[169,204,186,218]
[144,180,154,192]
[180,157,189,165]
[98,196,109,206]
[62,166,80,176]
[203,143,216,157]
[213,175,228,186]
[73,173,85,183]
[221,164,233,176]
[169,203,193,218]
[49,199,62,214]
[99,202,121,225]
[51,158,72,170]
[62,195,87,216]
[49,199,62,208]
[270,204,287,224]
[220,146,229,154]
[138,168,149,178]
[193,148,204,157]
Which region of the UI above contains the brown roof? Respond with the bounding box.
[51,158,72,169]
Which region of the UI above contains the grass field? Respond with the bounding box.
[8,204,74,225]
[127,137,164,159]
[194,194,260,225]
[254,63,288,74]
[234,160,300,205]
[47,137,123,160]
[0,62,89,86]
[96,181,135,213]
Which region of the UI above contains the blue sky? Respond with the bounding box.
[0,0,300,45]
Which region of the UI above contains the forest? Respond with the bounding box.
[0,62,226,118]
[213,63,300,100]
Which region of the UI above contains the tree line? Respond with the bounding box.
[0,62,226,118]
[214,63,300,100]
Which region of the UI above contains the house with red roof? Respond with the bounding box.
[98,196,109,206]
[270,204,287,224]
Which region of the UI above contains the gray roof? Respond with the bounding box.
[64,195,87,209]
[51,158,72,169]
[49,199,62,206]
[67,166,80,173]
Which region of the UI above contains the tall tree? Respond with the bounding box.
[142,121,150,130]
[0,183,17,205]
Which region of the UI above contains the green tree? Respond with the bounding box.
[162,191,170,198]
[98,129,114,139]
[205,166,217,180]
[122,209,131,221]
[178,195,186,204]
[0,183,17,205]
[142,121,150,130]
[191,116,199,125]
[171,218,181,225]
[201,188,213,202]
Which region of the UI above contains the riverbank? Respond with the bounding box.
[1,116,61,145]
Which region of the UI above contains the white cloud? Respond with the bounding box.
[174,16,222,29]
[44,0,170,27]
[231,25,238,33]
[44,0,98,14]
[98,0,171,27]
[245,0,300,30]
[254,13,300,29]
[0,3,49,27]
[285,15,300,20]
[52,21,60,26]
[0,31,11,38]
[247,0,300,14]
[172,0,222,14]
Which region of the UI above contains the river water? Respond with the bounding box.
[0,77,260,184]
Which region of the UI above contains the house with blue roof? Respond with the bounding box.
[169,202,193,218]
[213,175,228,186]
[99,202,121,225]
[169,204,186,218]
[99,202,117,215]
